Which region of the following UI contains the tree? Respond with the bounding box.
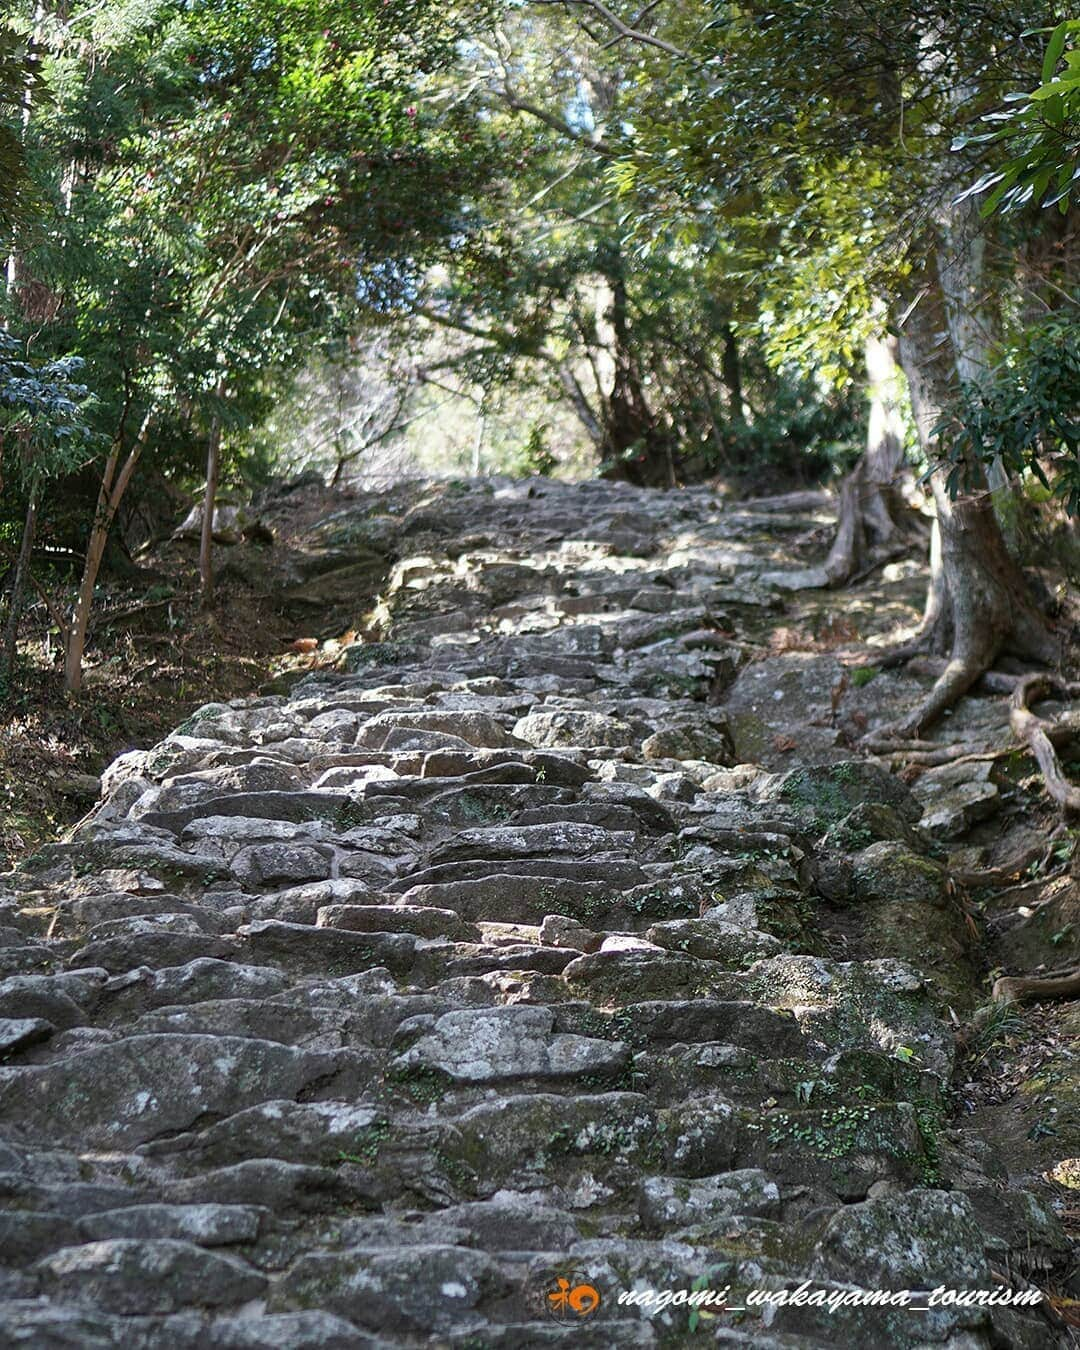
[958,18,1080,216]
[592,0,1074,732]
[0,20,37,235]
[0,331,94,685]
[387,4,861,488]
[10,0,492,689]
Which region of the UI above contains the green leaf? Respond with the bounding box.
[1042,20,1069,85]
[1030,78,1080,99]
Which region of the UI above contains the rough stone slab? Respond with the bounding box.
[79,1203,265,1246]
[316,904,480,943]
[0,1017,55,1054]
[35,1238,267,1314]
[271,1244,509,1334]
[0,1035,343,1147]
[140,1099,386,1169]
[428,822,636,863]
[238,920,416,976]
[391,1006,630,1083]
[638,1170,780,1228]
[67,932,241,974]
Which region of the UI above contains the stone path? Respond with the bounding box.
[0,478,1072,1347]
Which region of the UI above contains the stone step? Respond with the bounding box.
[0,475,1067,1344]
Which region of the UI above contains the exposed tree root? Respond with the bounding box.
[860,736,1001,765]
[952,827,1069,889]
[845,542,915,587]
[745,490,832,515]
[822,470,922,588]
[889,654,998,740]
[862,687,1080,769]
[991,966,1080,1006]
[1010,674,1080,815]
[822,334,920,588]
[872,631,934,672]
[987,886,1070,936]
[902,657,1020,694]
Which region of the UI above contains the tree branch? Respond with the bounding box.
[528,0,690,58]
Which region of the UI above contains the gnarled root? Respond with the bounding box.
[952,825,1070,889]
[1010,674,1080,815]
[991,967,1080,1006]
[864,471,1060,741]
[970,961,1080,1030]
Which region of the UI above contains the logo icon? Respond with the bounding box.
[541,1269,602,1323]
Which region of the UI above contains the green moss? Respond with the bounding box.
[457,793,512,824]
[752,889,821,951]
[912,1096,946,1185]
[337,1117,390,1166]
[331,798,369,832]
[767,1103,877,1158]
[385,1063,448,1106]
[779,764,858,827]
[434,1148,475,1192]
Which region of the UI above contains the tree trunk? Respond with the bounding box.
[884,274,1057,737]
[719,323,745,424]
[199,415,222,608]
[825,333,912,585]
[598,269,671,487]
[558,363,606,451]
[64,410,154,694]
[471,406,485,477]
[2,495,35,686]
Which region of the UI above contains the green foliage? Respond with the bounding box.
[392,6,869,486]
[720,377,866,482]
[0,20,39,233]
[0,330,96,493]
[9,0,498,472]
[521,420,556,476]
[0,0,508,592]
[935,311,1080,511]
[2,0,1073,562]
[957,20,1080,215]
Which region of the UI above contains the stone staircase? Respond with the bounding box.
[0,478,1072,1347]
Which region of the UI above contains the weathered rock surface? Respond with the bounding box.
[0,476,1069,1346]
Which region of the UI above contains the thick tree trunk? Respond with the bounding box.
[2,495,35,685]
[825,334,911,585]
[884,273,1057,737]
[598,270,672,487]
[64,411,153,694]
[199,416,221,608]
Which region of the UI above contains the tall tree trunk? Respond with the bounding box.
[558,363,606,451]
[825,333,911,585]
[2,495,35,686]
[885,269,1057,737]
[199,414,222,608]
[472,406,485,477]
[64,410,154,694]
[598,268,670,486]
[719,323,745,424]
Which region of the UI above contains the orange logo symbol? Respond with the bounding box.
[542,1270,602,1323]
